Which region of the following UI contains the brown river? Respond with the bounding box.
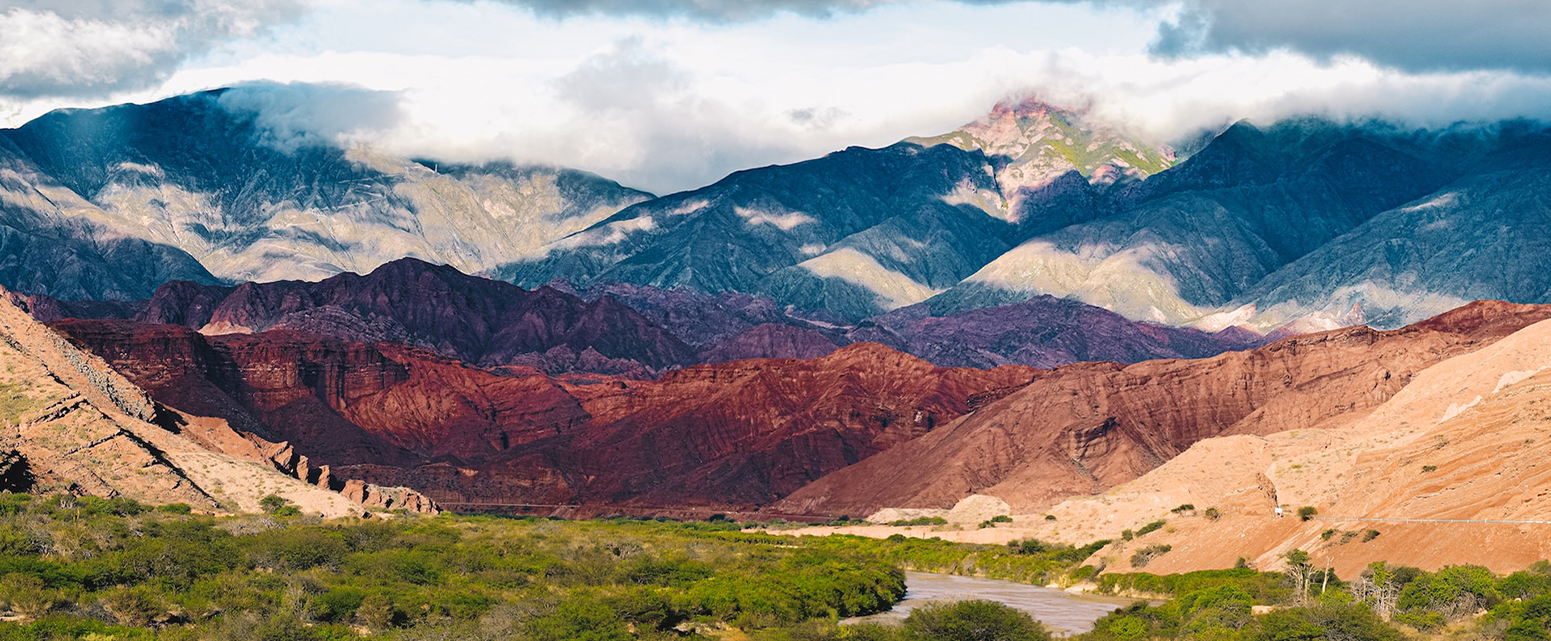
[847,571,1142,636]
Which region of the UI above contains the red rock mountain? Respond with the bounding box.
[775,301,1551,516]
[55,320,1036,509]
[133,258,698,373]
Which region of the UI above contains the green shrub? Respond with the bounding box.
[1257,603,1402,640]
[258,494,300,516]
[1136,520,1166,537]
[1361,529,1380,543]
[1297,506,1318,521]
[1203,507,1222,521]
[903,600,1051,641]
[886,516,947,527]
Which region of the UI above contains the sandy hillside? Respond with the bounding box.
[789,314,1551,576]
[1042,316,1551,574]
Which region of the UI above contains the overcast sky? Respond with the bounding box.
[4,0,1551,193]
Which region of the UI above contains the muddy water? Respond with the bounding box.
[849,571,1140,635]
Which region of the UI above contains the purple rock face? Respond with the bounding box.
[853,296,1269,369]
[697,323,840,364]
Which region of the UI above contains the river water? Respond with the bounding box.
[848,571,1140,635]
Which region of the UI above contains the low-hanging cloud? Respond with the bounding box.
[0,0,308,100]
[1151,0,1551,75]
[216,81,405,153]
[531,37,799,191]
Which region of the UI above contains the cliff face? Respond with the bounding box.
[55,320,1038,508]
[775,301,1551,516]
[0,288,433,515]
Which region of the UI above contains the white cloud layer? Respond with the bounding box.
[0,0,305,99]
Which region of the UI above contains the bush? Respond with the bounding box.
[258,494,300,517]
[527,600,630,641]
[1170,504,1196,515]
[887,517,947,527]
[1121,529,1134,541]
[1297,506,1318,521]
[0,574,57,618]
[1136,520,1166,537]
[1044,514,1056,521]
[903,600,1052,641]
[1361,529,1380,542]
[1203,507,1221,521]
[1130,544,1173,569]
[979,515,1013,529]
[1256,603,1402,640]
[1008,539,1048,555]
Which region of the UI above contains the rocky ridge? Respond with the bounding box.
[53,319,1039,509]
[0,288,435,515]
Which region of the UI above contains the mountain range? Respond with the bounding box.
[0,89,649,296]
[9,91,1551,338]
[7,86,1551,573]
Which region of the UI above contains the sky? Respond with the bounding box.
[4,0,1551,193]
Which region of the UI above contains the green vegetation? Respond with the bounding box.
[744,599,1053,641]
[1135,520,1166,537]
[1297,506,1318,521]
[1129,545,1172,569]
[258,494,301,517]
[8,492,1551,640]
[979,515,1014,529]
[0,381,47,424]
[887,516,948,527]
[0,494,1120,640]
[1084,560,1551,640]
[0,495,916,640]
[1203,507,1222,521]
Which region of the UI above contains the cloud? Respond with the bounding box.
[1150,0,1551,74]
[0,0,308,99]
[215,81,405,152]
[488,0,1011,22]
[472,37,804,192]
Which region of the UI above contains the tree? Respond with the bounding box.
[903,600,1052,641]
[1285,549,1314,605]
[259,494,300,516]
[1297,506,1318,521]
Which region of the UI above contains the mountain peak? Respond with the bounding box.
[909,95,1176,203]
